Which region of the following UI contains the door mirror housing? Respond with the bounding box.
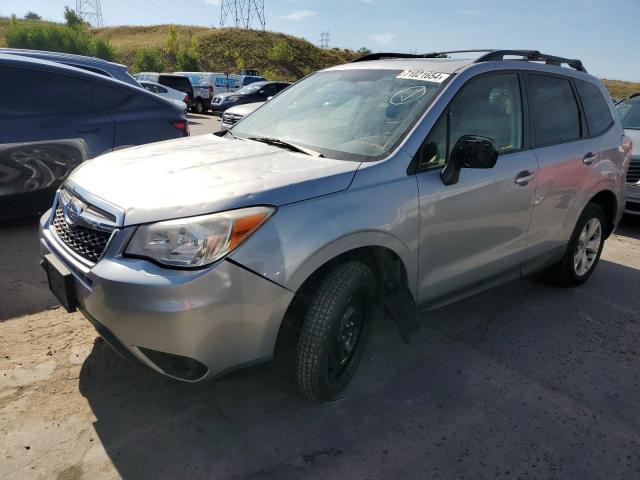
[440,135,498,185]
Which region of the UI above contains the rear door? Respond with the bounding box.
[0,65,115,216]
[415,72,539,302]
[522,73,616,267]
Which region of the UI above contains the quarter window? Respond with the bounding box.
[575,79,613,136]
[420,73,523,170]
[528,74,581,146]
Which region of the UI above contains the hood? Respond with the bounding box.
[624,128,640,157]
[215,92,237,100]
[68,134,360,226]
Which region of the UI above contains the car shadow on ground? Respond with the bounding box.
[79,259,640,479]
[615,215,640,240]
[0,219,56,321]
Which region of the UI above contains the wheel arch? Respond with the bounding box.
[587,189,618,237]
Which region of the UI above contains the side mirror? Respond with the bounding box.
[259,90,266,96]
[440,135,498,186]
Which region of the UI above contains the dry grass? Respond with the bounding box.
[601,79,640,100]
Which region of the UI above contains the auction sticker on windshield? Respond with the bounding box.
[396,70,450,83]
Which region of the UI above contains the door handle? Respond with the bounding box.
[583,152,597,165]
[515,171,536,186]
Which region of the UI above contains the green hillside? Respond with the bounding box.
[2,17,639,94]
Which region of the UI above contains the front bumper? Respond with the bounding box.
[39,210,294,382]
[625,183,640,216]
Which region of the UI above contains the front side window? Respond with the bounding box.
[419,73,523,170]
[528,74,581,146]
[575,79,613,136]
[232,69,448,161]
[615,96,640,130]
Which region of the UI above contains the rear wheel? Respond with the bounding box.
[295,261,376,402]
[195,99,205,114]
[545,203,606,286]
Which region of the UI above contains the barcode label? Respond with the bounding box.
[396,70,450,83]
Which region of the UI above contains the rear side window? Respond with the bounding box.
[93,84,131,110]
[0,66,93,117]
[575,79,613,136]
[159,75,191,93]
[528,74,581,147]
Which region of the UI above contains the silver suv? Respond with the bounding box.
[39,50,631,401]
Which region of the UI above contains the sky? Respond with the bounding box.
[1,0,639,82]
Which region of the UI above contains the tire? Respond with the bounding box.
[195,99,205,114]
[295,261,376,402]
[545,203,606,287]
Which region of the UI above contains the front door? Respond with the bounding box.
[415,71,538,302]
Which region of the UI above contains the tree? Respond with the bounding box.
[164,25,179,67]
[92,38,116,62]
[132,48,166,73]
[176,36,200,71]
[63,7,87,30]
[357,47,372,55]
[24,12,41,20]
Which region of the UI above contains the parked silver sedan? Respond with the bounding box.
[139,80,188,113]
[39,50,629,401]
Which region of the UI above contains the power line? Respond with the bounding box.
[75,0,103,27]
[220,0,265,30]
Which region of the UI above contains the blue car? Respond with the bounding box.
[0,53,189,220]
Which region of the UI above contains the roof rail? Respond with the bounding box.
[352,49,587,72]
[475,50,587,72]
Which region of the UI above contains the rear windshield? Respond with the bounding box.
[232,69,448,161]
[615,96,640,130]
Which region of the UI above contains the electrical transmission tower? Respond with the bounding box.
[220,0,266,30]
[75,0,104,27]
[319,30,330,49]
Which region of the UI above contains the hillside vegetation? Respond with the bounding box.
[2,16,639,93]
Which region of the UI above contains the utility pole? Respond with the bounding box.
[220,0,266,30]
[320,30,330,49]
[75,0,104,27]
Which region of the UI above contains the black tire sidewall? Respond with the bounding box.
[296,262,376,401]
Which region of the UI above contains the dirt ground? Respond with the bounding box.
[1,218,639,480]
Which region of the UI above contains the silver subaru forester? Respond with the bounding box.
[40,50,631,401]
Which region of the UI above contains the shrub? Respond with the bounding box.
[24,12,41,20]
[269,39,294,65]
[132,48,166,73]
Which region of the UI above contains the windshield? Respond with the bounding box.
[236,84,262,95]
[232,69,447,161]
[616,96,640,129]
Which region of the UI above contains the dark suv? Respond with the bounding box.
[211,81,291,112]
[0,54,188,220]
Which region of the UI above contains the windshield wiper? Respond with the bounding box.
[247,136,324,157]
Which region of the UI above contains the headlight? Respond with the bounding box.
[125,206,274,268]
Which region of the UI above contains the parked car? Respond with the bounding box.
[173,72,239,113]
[615,93,640,214]
[39,50,629,402]
[221,102,262,129]
[0,54,188,219]
[134,72,195,110]
[210,81,291,112]
[139,80,189,112]
[0,48,140,87]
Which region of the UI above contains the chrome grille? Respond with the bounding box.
[627,158,640,184]
[222,113,242,126]
[52,189,116,264]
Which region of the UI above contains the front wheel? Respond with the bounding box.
[295,261,376,402]
[195,99,205,114]
[545,203,606,286]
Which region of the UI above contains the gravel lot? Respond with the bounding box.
[1,174,639,477]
